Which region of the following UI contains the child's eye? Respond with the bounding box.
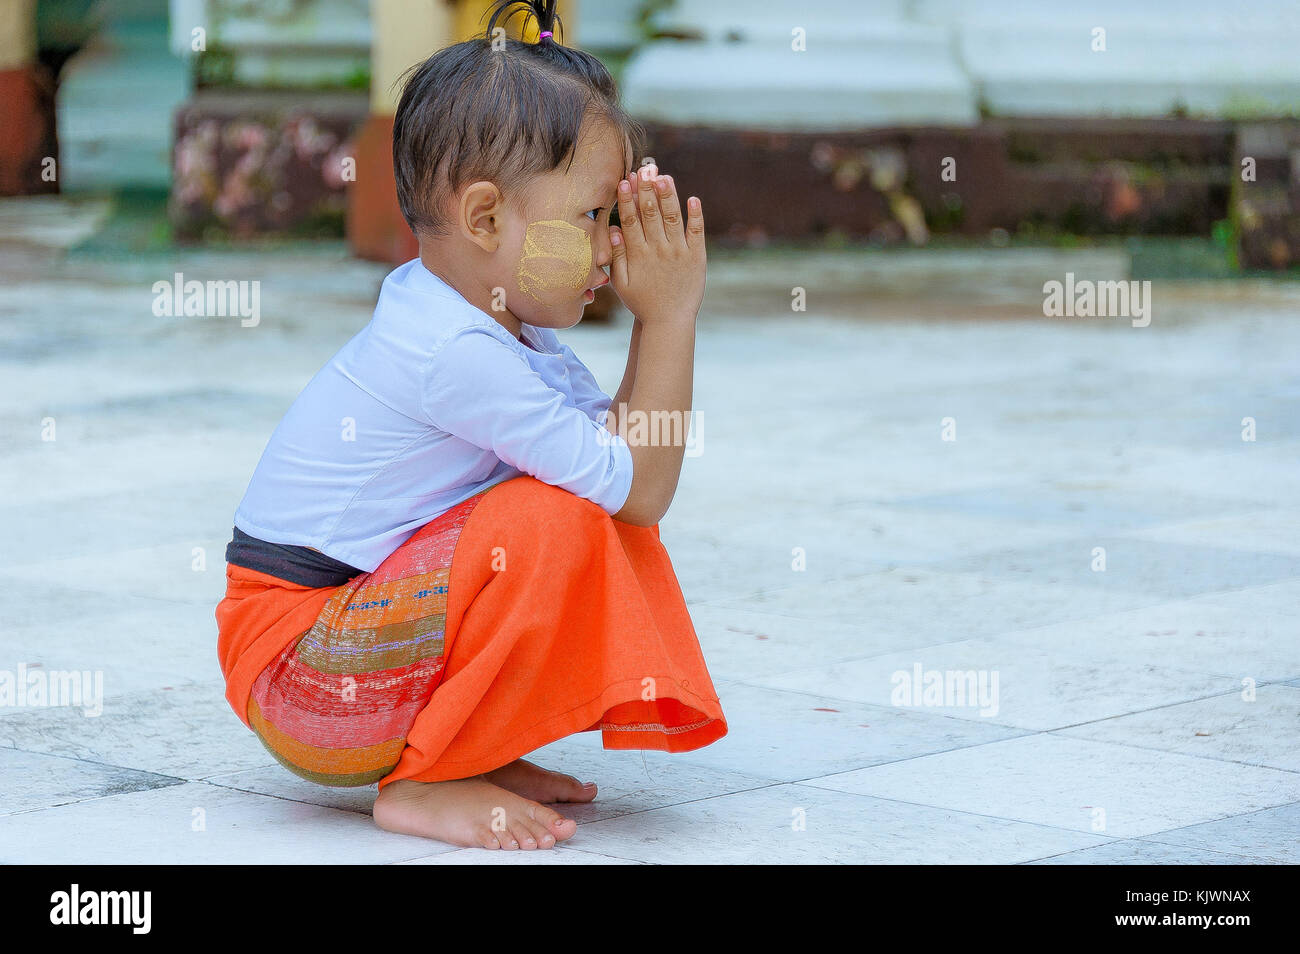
[585,208,603,222]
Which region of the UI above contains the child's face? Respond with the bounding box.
[501,116,629,328]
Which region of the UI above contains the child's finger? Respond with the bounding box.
[635,165,663,244]
[608,224,629,288]
[616,175,644,248]
[685,195,705,250]
[654,175,685,244]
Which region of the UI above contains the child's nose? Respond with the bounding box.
[592,224,613,269]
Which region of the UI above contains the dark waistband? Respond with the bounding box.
[226,527,363,588]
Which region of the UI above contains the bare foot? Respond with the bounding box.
[484,758,598,804]
[373,777,577,849]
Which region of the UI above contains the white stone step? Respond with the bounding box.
[621,30,977,129]
[960,30,1300,116]
[625,0,1300,127]
[919,0,1300,117]
[648,0,912,42]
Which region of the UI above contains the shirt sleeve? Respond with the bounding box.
[557,342,616,426]
[421,325,634,516]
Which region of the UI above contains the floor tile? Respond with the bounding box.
[666,682,1024,781]
[926,538,1300,601]
[1118,508,1300,557]
[698,568,1150,643]
[0,600,223,701]
[401,846,643,865]
[1028,840,1260,864]
[525,734,782,823]
[888,483,1251,534]
[570,782,1107,864]
[0,540,231,606]
[688,604,955,681]
[0,781,442,864]
[749,637,1235,731]
[0,683,278,780]
[1056,685,1300,772]
[0,747,180,817]
[990,599,1300,682]
[809,735,1300,838]
[1196,579,1300,620]
[203,767,377,816]
[1139,802,1300,864]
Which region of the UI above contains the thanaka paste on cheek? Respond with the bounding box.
[516,219,593,297]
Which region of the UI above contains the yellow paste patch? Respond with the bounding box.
[516,219,592,296]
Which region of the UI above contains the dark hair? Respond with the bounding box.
[392,0,644,239]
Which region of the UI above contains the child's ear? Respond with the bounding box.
[459,180,506,252]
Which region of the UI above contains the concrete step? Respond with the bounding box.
[623,0,1300,128]
[57,19,189,191]
[622,31,977,129]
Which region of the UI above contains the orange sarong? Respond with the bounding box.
[215,476,727,790]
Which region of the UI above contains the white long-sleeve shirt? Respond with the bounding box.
[233,258,634,572]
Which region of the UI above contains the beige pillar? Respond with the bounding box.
[0,0,51,197]
[0,0,37,70]
[369,0,455,114]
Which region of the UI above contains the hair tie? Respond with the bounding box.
[538,30,553,43]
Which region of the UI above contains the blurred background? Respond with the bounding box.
[3,0,1300,272]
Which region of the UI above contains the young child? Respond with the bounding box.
[215,0,726,851]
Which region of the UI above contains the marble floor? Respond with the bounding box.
[1,203,1297,863]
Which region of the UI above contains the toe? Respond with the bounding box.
[530,803,578,842]
[548,772,596,803]
[521,816,555,849]
[509,821,538,850]
[473,826,501,850]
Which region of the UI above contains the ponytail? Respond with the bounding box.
[486,0,565,46]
